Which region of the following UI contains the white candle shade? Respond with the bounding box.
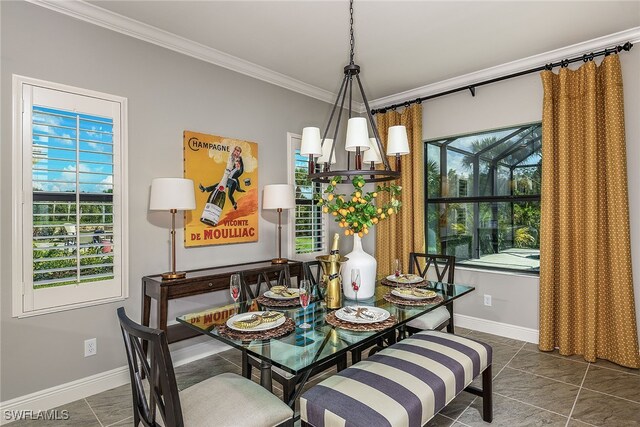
[363,138,383,164]
[317,139,337,164]
[300,127,322,156]
[149,178,196,211]
[345,117,371,152]
[263,184,295,210]
[386,125,410,155]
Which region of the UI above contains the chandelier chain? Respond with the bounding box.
[349,0,354,64]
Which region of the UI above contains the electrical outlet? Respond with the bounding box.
[483,294,492,307]
[84,338,97,357]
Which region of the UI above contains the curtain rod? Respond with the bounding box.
[371,41,633,115]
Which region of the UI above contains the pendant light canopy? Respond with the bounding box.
[304,0,409,183]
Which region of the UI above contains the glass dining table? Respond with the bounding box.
[176,279,475,408]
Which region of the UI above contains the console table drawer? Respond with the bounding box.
[166,278,228,298]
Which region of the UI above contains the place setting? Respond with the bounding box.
[325,268,398,332]
[256,285,305,307]
[380,258,427,287]
[217,273,296,340]
[383,287,444,307]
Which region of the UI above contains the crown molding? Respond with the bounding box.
[369,26,640,110]
[25,0,364,108]
[24,1,637,114]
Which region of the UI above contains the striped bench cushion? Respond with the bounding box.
[300,331,492,427]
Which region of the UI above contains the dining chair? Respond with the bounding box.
[117,307,293,427]
[242,264,292,300]
[240,263,300,399]
[405,252,456,334]
[242,262,347,403]
[303,260,324,299]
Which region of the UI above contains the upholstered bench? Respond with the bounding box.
[300,330,493,427]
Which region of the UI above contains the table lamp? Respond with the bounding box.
[262,184,295,264]
[150,178,196,279]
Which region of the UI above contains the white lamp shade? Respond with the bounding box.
[149,178,196,211]
[345,117,371,152]
[300,127,322,156]
[386,125,410,155]
[317,139,337,164]
[263,184,295,210]
[363,138,383,164]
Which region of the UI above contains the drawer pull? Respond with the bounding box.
[208,282,213,287]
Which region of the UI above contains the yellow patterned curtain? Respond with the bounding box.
[374,103,424,275]
[539,54,640,368]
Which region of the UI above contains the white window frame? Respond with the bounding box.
[12,75,129,317]
[287,132,328,261]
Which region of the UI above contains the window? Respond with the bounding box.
[425,123,541,273]
[287,133,327,260]
[12,76,128,316]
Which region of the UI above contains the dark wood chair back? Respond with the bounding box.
[303,260,324,299]
[117,307,183,427]
[408,253,456,283]
[242,264,291,300]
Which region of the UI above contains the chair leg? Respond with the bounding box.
[277,418,295,427]
[337,353,347,371]
[446,303,454,333]
[482,364,493,422]
[241,351,251,379]
[282,378,294,403]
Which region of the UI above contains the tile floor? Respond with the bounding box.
[8,328,640,426]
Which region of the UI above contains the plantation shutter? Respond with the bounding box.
[19,82,126,314]
[294,151,325,254]
[31,105,116,288]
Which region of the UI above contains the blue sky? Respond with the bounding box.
[32,106,114,194]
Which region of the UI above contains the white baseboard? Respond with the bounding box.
[0,366,130,425]
[0,340,230,425]
[454,313,539,344]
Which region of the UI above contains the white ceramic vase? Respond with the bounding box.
[342,234,377,300]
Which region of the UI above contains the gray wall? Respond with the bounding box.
[0,1,332,400]
[422,47,640,339]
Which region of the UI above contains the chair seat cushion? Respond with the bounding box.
[180,373,293,427]
[301,331,492,427]
[406,306,450,330]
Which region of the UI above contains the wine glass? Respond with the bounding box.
[393,259,401,278]
[351,268,361,306]
[299,279,312,329]
[230,273,241,311]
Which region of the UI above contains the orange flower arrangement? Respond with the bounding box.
[316,175,402,238]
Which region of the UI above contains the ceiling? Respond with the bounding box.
[88,1,639,102]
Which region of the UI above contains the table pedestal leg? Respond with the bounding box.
[259,359,273,391]
[259,341,273,391]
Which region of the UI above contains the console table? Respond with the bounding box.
[141,260,304,344]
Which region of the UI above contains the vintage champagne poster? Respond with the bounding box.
[183,131,259,247]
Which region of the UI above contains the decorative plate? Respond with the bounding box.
[263,288,301,300]
[391,288,438,300]
[385,274,424,284]
[334,306,390,324]
[226,311,287,332]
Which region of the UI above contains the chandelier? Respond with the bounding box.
[301,0,409,183]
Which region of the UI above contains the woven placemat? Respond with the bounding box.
[256,295,300,308]
[383,292,444,307]
[217,318,295,341]
[380,278,427,287]
[325,311,397,332]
